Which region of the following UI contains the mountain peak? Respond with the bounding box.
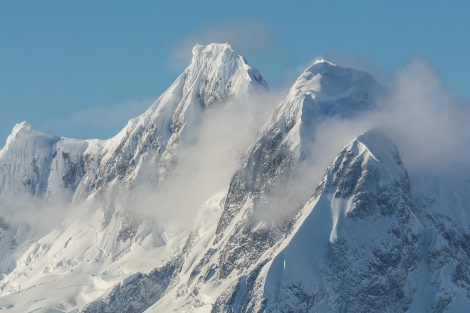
[11,120,32,136]
[324,128,410,211]
[311,58,336,67]
[189,42,238,71]
[183,42,267,108]
[280,62,383,137]
[191,42,234,59]
[290,60,380,100]
[340,128,406,177]
[5,121,33,145]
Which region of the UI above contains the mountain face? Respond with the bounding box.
[261,129,421,312]
[1,44,469,313]
[212,60,384,282]
[0,43,267,311]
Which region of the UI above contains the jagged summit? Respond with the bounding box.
[117,42,267,136]
[184,43,267,108]
[90,42,269,192]
[324,128,410,203]
[191,42,234,62]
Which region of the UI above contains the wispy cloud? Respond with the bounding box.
[251,57,470,222]
[126,90,281,229]
[309,58,470,178]
[1,195,72,236]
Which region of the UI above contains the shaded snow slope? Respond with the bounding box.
[261,129,421,312]
[258,129,470,313]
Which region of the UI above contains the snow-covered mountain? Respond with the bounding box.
[0,43,267,311]
[0,43,469,313]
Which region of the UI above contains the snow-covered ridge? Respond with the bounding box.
[258,128,419,312]
[188,43,267,107]
[0,42,269,312]
[81,42,268,195]
[1,44,469,313]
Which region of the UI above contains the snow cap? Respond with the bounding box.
[12,120,32,134]
[356,128,398,162]
[192,42,233,57]
[190,43,236,67]
[6,121,33,145]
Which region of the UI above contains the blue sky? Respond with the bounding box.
[1,1,469,144]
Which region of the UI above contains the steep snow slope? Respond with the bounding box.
[0,43,267,312]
